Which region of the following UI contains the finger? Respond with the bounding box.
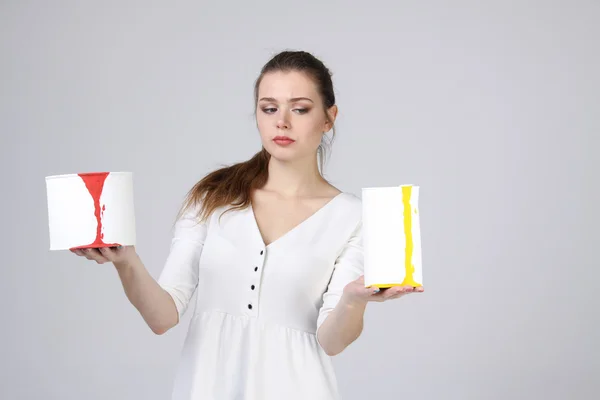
[385,287,409,299]
[367,285,384,296]
[380,286,409,299]
[387,286,405,295]
[80,249,96,260]
[388,286,422,300]
[370,288,383,298]
[398,286,416,294]
[383,289,404,300]
[386,293,408,300]
[82,248,109,264]
[71,249,85,256]
[369,287,392,302]
[98,247,118,261]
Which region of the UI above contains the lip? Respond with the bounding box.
[273,136,295,146]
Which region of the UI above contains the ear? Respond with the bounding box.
[324,105,338,132]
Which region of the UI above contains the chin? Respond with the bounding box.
[264,143,301,161]
[267,148,297,162]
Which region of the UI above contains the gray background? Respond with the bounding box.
[1,1,598,399]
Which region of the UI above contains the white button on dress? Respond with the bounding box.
[158,192,364,400]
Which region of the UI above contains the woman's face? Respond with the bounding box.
[256,70,336,163]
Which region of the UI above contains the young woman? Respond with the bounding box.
[72,50,424,400]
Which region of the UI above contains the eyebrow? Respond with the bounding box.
[258,97,314,103]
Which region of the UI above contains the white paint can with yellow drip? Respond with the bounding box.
[362,185,423,289]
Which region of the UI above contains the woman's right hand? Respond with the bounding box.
[71,245,138,267]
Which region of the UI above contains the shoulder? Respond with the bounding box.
[336,192,361,215]
[324,192,363,251]
[328,191,362,231]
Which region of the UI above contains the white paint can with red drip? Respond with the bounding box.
[45,171,136,251]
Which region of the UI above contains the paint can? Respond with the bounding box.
[362,185,423,288]
[45,172,136,251]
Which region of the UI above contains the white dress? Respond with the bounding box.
[157,192,364,400]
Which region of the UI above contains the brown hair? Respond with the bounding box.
[176,50,337,224]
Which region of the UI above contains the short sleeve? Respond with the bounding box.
[316,220,364,333]
[157,205,208,321]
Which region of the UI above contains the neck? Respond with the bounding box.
[263,152,325,198]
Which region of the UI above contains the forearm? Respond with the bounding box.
[317,294,367,356]
[114,255,178,335]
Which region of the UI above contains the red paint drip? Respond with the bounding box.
[69,172,121,250]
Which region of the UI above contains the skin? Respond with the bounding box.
[71,70,424,354]
[256,70,335,168]
[251,70,342,245]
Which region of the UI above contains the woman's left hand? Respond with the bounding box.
[343,275,424,305]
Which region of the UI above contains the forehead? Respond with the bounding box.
[258,70,320,100]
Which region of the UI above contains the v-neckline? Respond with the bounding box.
[249,192,345,249]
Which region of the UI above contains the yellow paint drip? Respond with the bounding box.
[401,186,421,287]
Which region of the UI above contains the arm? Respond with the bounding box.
[315,292,368,356]
[79,245,181,335]
[114,254,179,335]
[82,204,207,335]
[315,220,422,356]
[317,279,420,356]
[315,220,365,356]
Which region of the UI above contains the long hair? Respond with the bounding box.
[176,50,337,223]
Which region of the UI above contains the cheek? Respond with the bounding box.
[290,119,322,146]
[306,120,325,141]
[295,131,323,153]
[256,116,270,136]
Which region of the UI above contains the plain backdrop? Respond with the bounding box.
[1,1,598,399]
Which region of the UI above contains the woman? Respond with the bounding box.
[72,50,424,399]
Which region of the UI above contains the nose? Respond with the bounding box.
[276,114,290,130]
[276,120,290,130]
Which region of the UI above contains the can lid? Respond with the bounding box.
[362,184,418,190]
[45,171,132,180]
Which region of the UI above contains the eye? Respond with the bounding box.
[261,107,277,114]
[293,108,309,115]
